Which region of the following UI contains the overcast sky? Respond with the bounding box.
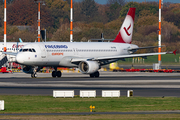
[74,0,180,4]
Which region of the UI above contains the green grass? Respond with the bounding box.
[118,54,180,65]
[1,114,180,120]
[0,95,180,113]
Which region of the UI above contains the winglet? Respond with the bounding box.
[173,50,177,55]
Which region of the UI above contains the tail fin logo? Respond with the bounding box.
[124,24,131,36]
[120,15,134,43]
[112,8,136,43]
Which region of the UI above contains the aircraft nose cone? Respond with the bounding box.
[16,53,24,64]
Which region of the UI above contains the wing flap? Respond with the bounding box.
[95,52,166,60]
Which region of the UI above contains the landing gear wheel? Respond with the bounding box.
[56,71,62,77]
[90,74,94,78]
[52,71,56,78]
[52,71,62,78]
[89,71,100,78]
[94,71,99,78]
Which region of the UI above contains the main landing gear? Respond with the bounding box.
[52,67,62,78]
[52,71,62,78]
[90,71,99,78]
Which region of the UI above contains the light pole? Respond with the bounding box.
[34,0,45,42]
[158,0,163,68]
[4,0,6,52]
[70,0,73,42]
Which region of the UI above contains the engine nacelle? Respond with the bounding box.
[23,66,33,74]
[79,61,99,74]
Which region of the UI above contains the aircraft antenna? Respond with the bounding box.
[70,0,73,42]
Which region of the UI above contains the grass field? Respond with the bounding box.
[0,95,180,119]
[118,54,180,65]
[0,95,180,113]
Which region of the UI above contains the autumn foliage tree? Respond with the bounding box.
[0,1,179,52]
[7,0,53,28]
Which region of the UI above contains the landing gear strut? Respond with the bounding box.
[90,71,99,78]
[31,68,37,78]
[31,72,37,78]
[52,67,62,78]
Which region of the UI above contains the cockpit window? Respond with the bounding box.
[23,49,28,52]
[19,48,36,52]
[32,49,36,52]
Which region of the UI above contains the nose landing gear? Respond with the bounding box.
[31,68,37,78]
[31,72,37,78]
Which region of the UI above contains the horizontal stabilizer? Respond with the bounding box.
[128,46,165,51]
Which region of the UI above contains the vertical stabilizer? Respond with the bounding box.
[112,8,136,44]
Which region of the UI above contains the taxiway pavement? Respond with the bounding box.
[0,71,180,97]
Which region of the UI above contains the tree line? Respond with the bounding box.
[0,0,179,52]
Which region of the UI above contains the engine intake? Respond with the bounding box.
[23,66,33,74]
[79,61,99,74]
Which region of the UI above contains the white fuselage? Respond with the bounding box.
[16,42,138,67]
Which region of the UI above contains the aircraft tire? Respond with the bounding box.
[52,71,56,78]
[56,71,62,77]
[94,71,99,78]
[90,73,94,78]
[31,73,37,78]
[31,74,34,78]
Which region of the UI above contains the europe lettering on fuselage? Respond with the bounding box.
[12,44,24,48]
[45,45,68,49]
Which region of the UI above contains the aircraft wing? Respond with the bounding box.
[2,52,18,56]
[71,57,94,62]
[71,52,166,62]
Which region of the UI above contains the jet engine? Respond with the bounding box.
[79,61,99,74]
[23,66,33,74]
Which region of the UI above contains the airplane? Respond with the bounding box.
[0,41,29,65]
[3,8,166,78]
